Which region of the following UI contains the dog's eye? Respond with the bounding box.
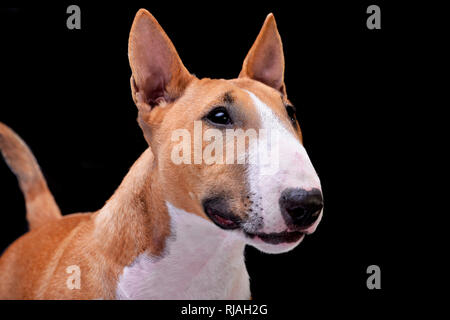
[286,105,297,125]
[205,107,233,126]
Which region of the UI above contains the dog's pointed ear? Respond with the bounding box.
[128,9,193,111]
[239,13,286,94]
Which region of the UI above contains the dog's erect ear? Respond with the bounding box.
[128,9,193,111]
[239,13,286,94]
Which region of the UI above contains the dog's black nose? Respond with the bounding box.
[279,188,323,229]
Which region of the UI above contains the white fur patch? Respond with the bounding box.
[115,202,250,300]
[244,90,322,235]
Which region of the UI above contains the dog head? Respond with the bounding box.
[128,9,323,254]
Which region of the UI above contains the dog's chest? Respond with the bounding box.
[115,203,250,299]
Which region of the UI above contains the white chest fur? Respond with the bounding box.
[115,202,250,299]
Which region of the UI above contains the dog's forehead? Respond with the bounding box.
[230,78,290,121]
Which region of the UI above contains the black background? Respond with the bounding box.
[0,0,429,313]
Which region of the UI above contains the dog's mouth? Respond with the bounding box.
[203,197,307,244]
[244,230,305,244]
[203,197,241,230]
[208,211,241,229]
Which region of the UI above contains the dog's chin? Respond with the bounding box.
[242,231,305,254]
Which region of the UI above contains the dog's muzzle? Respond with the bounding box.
[203,188,323,246]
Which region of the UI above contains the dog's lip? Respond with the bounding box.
[210,212,240,229]
[202,197,242,230]
[244,230,305,245]
[204,208,241,230]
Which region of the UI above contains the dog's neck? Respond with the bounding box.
[116,203,248,299]
[93,148,249,299]
[94,148,169,263]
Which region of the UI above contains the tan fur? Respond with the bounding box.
[0,123,61,230]
[0,9,303,299]
[0,149,169,299]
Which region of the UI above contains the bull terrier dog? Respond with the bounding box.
[0,9,323,299]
